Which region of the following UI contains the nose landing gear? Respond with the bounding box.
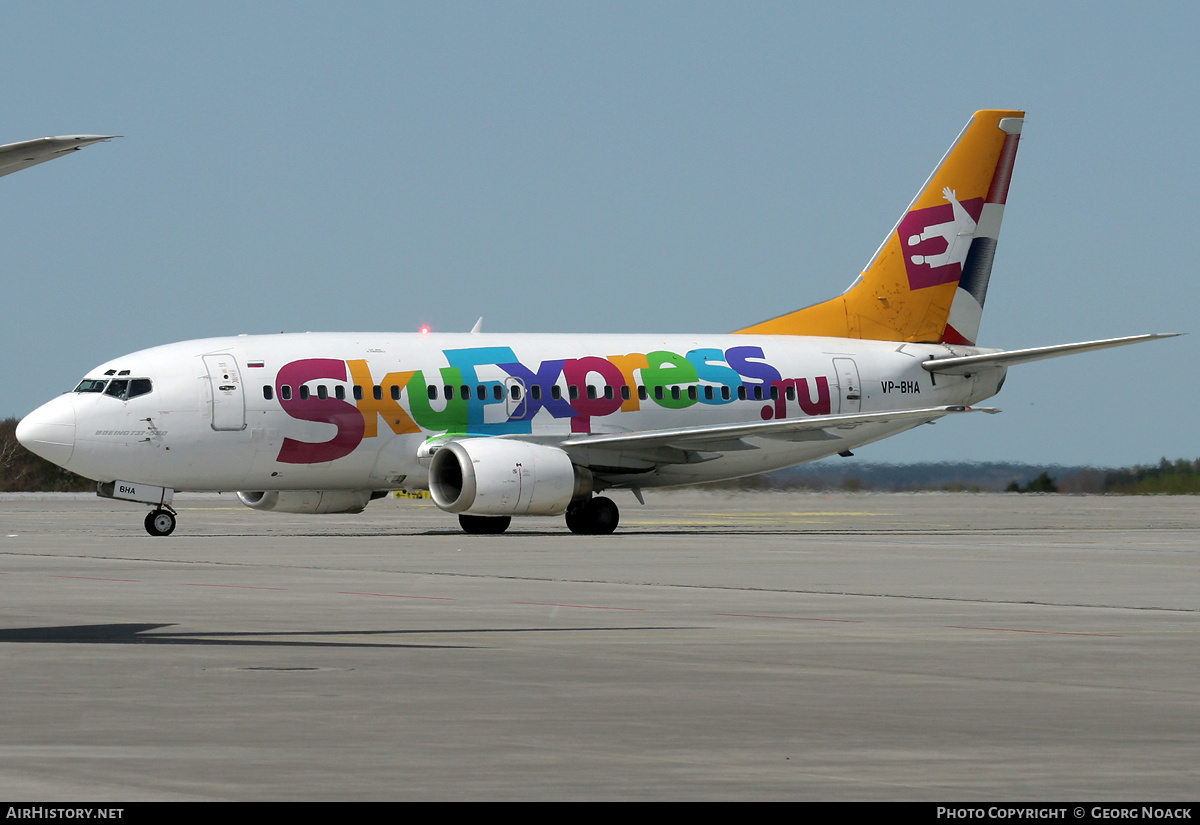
[144,507,177,537]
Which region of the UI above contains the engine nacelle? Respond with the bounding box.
[236,490,384,514]
[428,438,592,516]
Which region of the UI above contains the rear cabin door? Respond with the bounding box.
[832,357,862,414]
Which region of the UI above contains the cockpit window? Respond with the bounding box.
[81,377,153,401]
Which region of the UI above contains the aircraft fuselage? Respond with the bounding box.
[21,332,1003,494]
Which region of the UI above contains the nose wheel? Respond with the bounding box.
[144,508,177,537]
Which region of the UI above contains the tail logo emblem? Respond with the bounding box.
[898,187,983,290]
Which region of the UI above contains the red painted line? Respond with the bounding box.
[514,602,643,611]
[182,583,288,591]
[339,591,456,601]
[50,575,140,582]
[946,625,1120,637]
[716,613,864,623]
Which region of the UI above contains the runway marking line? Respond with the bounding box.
[515,602,643,611]
[339,591,456,601]
[946,625,1121,637]
[716,613,864,623]
[50,575,140,582]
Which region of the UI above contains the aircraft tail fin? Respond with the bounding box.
[737,110,1024,345]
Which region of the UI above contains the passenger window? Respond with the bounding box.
[722,386,731,401]
[493,385,503,401]
[281,385,292,401]
[391,385,401,400]
[373,385,383,401]
[531,385,542,401]
[569,385,579,401]
[551,386,562,400]
[444,385,454,400]
[638,385,647,401]
[335,386,346,401]
[299,386,310,400]
[738,386,748,400]
[353,385,363,401]
[786,385,796,401]
[586,386,596,400]
[703,386,714,401]
[687,386,697,401]
[510,385,520,400]
[654,386,664,401]
[317,385,328,400]
[670,387,681,401]
[476,385,486,401]
[770,386,779,401]
[263,385,274,401]
[460,385,469,399]
[428,385,438,400]
[621,386,630,401]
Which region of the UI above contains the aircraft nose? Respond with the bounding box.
[16,396,76,466]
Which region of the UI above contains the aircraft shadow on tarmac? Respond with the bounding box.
[0,623,688,649]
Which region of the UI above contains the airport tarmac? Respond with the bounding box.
[0,490,1197,800]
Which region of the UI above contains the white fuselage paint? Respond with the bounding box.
[22,332,1003,494]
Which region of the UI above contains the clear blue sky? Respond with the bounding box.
[4,1,1196,466]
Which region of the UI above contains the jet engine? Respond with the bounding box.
[236,490,386,514]
[427,438,592,516]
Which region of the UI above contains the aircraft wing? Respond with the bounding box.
[558,404,996,456]
[0,135,118,179]
[922,333,1180,375]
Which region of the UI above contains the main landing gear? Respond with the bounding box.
[455,496,621,535]
[144,507,177,537]
[457,514,512,534]
[565,496,619,535]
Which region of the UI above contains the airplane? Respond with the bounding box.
[15,110,1177,537]
[0,134,117,179]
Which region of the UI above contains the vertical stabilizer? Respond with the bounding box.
[737,110,1023,344]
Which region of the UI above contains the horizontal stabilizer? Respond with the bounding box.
[0,135,118,179]
[922,333,1181,375]
[560,405,998,454]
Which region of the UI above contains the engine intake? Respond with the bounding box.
[428,439,591,516]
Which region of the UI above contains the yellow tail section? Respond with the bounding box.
[737,110,1024,345]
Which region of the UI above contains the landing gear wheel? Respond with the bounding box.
[458,514,512,534]
[565,496,619,535]
[144,509,176,537]
[565,499,590,534]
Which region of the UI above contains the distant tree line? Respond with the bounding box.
[1103,458,1200,494]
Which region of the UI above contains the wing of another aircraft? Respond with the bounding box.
[558,404,997,457]
[0,135,117,179]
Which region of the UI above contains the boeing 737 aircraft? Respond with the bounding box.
[16,111,1176,536]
